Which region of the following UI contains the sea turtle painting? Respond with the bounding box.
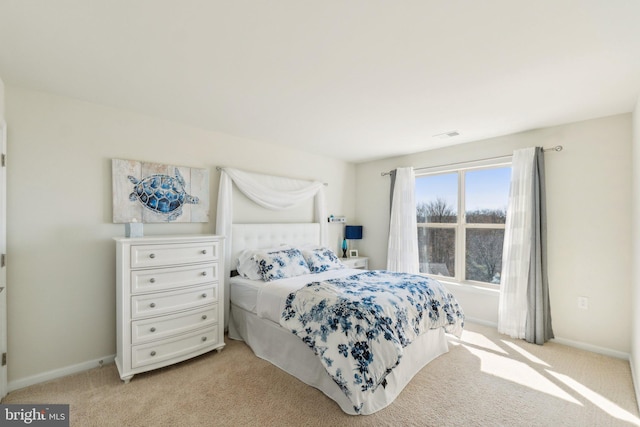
[128,168,199,221]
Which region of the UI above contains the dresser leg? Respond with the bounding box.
[121,375,133,384]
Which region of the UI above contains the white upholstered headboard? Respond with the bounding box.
[230,223,320,266]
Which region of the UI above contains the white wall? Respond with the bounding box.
[356,114,632,355]
[0,78,4,119]
[4,86,356,387]
[631,97,640,405]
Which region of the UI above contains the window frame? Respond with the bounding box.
[415,157,512,289]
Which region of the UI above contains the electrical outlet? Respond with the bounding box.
[577,296,589,310]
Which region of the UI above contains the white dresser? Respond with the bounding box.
[114,234,225,383]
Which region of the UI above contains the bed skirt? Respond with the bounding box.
[228,303,450,415]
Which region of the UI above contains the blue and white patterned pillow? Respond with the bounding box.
[236,245,290,280]
[302,247,345,273]
[253,248,311,282]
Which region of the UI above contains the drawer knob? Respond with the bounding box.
[149,253,156,259]
[149,278,156,283]
[149,302,156,308]
[202,250,207,255]
[201,337,207,342]
[201,271,207,276]
[150,351,156,357]
[150,327,156,332]
[201,315,207,320]
[201,293,207,298]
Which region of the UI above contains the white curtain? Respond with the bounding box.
[499,147,553,344]
[215,168,327,328]
[387,167,419,273]
[498,148,534,339]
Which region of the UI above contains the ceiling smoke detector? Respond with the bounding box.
[433,131,460,139]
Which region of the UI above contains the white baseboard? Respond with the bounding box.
[7,354,115,393]
[465,319,630,360]
[464,317,497,328]
[549,336,629,360]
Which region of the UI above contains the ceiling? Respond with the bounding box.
[1,1,639,163]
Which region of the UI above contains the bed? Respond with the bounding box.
[227,223,464,415]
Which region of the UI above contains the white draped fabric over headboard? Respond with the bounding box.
[215,167,328,328]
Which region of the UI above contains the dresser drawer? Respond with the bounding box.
[131,284,217,319]
[132,305,218,344]
[131,263,217,294]
[130,241,220,268]
[350,258,367,269]
[132,326,219,369]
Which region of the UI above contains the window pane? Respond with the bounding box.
[415,173,458,223]
[465,167,510,224]
[465,228,504,284]
[418,226,455,277]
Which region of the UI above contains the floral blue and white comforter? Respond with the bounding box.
[280,270,464,414]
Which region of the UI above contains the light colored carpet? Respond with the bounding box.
[3,322,639,426]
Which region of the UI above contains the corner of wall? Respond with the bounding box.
[632,94,640,413]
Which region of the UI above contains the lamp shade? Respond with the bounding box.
[345,225,363,240]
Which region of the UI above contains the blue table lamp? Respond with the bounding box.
[344,225,363,258]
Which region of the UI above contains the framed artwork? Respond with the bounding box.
[112,159,209,223]
[349,249,359,258]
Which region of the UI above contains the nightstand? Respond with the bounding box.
[342,256,369,269]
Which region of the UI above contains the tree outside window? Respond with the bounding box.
[416,165,510,286]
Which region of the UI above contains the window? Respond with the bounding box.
[415,162,511,287]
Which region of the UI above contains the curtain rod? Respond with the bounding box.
[216,166,328,186]
[380,145,563,176]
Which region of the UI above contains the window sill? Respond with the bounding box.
[435,279,500,297]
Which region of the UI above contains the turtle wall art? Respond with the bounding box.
[112,159,209,223]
